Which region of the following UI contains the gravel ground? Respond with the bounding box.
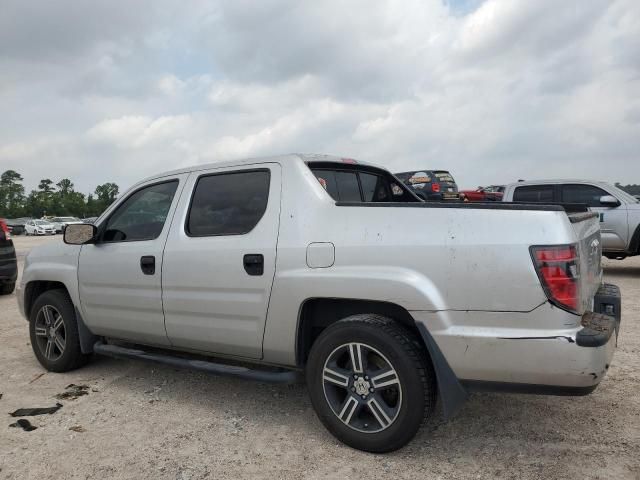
[1,235,638,480]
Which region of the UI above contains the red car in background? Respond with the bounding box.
[459,185,505,202]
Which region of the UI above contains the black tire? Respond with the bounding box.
[29,289,90,372]
[0,282,16,295]
[306,314,436,453]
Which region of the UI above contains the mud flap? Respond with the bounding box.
[75,308,98,354]
[416,323,468,419]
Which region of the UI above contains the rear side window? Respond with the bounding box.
[561,184,609,207]
[102,180,178,243]
[513,185,555,203]
[187,170,270,236]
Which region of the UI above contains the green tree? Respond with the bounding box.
[0,170,26,217]
[94,182,119,215]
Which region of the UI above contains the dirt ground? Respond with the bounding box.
[1,235,638,480]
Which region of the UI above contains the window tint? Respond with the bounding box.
[102,181,178,242]
[311,168,417,202]
[187,170,270,236]
[513,185,555,203]
[562,184,610,207]
[360,172,391,202]
[335,171,361,202]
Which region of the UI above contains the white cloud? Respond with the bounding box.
[0,0,639,195]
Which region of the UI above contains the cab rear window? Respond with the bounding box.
[311,167,417,203]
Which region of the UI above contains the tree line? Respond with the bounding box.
[0,169,119,219]
[615,183,640,196]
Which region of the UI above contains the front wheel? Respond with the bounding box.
[29,289,90,372]
[306,314,436,452]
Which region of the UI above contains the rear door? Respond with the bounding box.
[431,171,458,200]
[561,184,628,251]
[78,177,185,345]
[162,164,281,359]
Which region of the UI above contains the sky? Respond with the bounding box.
[1,0,639,195]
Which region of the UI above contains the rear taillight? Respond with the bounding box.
[0,220,10,240]
[530,245,579,312]
[431,183,440,193]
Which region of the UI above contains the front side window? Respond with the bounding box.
[513,185,555,203]
[187,170,270,237]
[102,180,178,242]
[561,184,610,207]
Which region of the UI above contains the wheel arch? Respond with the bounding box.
[24,280,70,319]
[295,297,468,418]
[629,223,640,255]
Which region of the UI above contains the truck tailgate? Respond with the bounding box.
[569,212,603,313]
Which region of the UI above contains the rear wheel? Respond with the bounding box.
[306,314,436,452]
[29,289,90,372]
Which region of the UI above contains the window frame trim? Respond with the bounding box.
[183,167,272,238]
[96,178,180,245]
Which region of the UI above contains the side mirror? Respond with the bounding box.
[64,223,97,245]
[599,195,620,207]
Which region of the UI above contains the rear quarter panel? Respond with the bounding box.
[262,164,578,364]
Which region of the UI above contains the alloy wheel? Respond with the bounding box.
[33,305,66,361]
[322,342,402,433]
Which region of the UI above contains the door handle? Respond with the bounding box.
[140,256,156,275]
[243,254,264,276]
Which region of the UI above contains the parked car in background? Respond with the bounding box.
[24,219,56,236]
[50,216,83,234]
[0,218,17,294]
[18,154,620,452]
[394,169,459,201]
[459,185,505,202]
[82,217,98,224]
[4,218,28,235]
[503,179,640,259]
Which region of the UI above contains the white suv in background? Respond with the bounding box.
[503,180,640,259]
[50,217,83,234]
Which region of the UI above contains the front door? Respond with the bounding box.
[162,164,281,359]
[561,184,628,251]
[78,177,185,345]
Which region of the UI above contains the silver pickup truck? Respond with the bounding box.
[503,179,640,259]
[18,154,621,452]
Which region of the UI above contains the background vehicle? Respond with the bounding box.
[0,219,17,295]
[24,219,56,236]
[82,217,98,224]
[503,180,640,259]
[19,154,619,452]
[5,218,28,235]
[459,185,504,202]
[394,169,459,201]
[50,216,83,234]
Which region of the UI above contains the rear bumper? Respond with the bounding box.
[413,284,620,393]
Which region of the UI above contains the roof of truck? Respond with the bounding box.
[139,153,380,186]
[506,179,613,188]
